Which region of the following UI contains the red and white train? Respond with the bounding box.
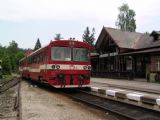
[19,40,91,88]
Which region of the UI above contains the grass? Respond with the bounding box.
[0,74,14,84]
[3,74,13,80]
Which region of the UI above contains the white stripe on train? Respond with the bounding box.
[19,64,91,72]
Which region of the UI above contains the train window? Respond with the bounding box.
[51,47,71,61]
[19,61,22,66]
[37,55,40,63]
[73,48,89,62]
[39,53,44,62]
[32,57,35,64]
[29,58,31,64]
[33,57,36,63]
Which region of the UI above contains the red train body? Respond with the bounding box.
[19,40,91,88]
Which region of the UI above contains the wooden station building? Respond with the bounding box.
[91,27,160,81]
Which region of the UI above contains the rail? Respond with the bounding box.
[0,77,22,120]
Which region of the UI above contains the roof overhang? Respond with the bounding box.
[119,47,160,56]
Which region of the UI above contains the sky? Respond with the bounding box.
[0,0,160,49]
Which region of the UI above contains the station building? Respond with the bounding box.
[91,27,160,82]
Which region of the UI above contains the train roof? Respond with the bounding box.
[49,39,89,44]
[19,45,47,62]
[49,40,91,47]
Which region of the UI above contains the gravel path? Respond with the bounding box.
[21,80,117,120]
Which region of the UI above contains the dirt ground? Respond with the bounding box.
[0,85,18,120]
[21,80,118,120]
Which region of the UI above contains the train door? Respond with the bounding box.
[44,50,48,80]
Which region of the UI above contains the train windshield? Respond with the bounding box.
[73,48,89,62]
[51,47,71,61]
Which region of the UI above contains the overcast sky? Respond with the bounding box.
[0,0,160,48]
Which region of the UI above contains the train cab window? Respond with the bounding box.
[73,48,89,62]
[51,47,71,61]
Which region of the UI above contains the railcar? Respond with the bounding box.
[19,40,91,88]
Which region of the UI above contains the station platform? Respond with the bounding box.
[91,77,160,94]
[90,78,160,111]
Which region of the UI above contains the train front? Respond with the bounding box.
[47,40,91,88]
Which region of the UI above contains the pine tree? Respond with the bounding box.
[8,40,18,55]
[34,38,41,51]
[82,27,95,51]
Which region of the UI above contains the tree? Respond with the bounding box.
[34,38,41,51]
[116,3,136,32]
[8,40,18,54]
[0,46,6,59]
[54,33,63,40]
[7,40,19,72]
[82,27,95,48]
[15,51,25,71]
[15,51,25,62]
[0,41,25,74]
[1,53,12,74]
[10,55,16,71]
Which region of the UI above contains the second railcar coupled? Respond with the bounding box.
[19,40,91,88]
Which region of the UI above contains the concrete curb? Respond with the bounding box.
[90,86,160,106]
[141,95,159,105]
[156,99,160,105]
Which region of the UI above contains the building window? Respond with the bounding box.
[150,56,160,72]
[126,56,132,71]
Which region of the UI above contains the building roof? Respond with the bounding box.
[150,31,160,36]
[96,27,160,50]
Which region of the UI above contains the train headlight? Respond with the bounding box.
[83,65,91,70]
[56,65,60,69]
[69,41,76,45]
[83,66,87,70]
[88,66,91,70]
[52,65,60,70]
[52,65,56,69]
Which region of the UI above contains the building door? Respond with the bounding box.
[135,56,146,78]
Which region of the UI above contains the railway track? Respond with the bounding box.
[24,79,160,120]
[0,77,22,120]
[61,88,160,120]
[0,77,20,93]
